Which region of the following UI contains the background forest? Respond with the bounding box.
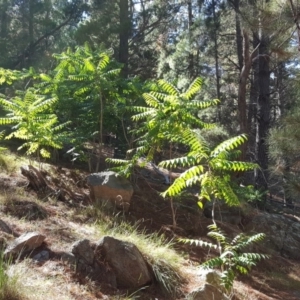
[1,0,300,209]
[1,1,300,299]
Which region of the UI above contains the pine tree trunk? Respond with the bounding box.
[187,0,194,79]
[28,0,34,66]
[256,33,270,193]
[234,0,243,72]
[237,30,250,161]
[119,0,130,77]
[0,0,8,39]
[211,0,221,121]
[0,0,8,67]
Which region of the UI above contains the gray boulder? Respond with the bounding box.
[63,240,117,288]
[95,236,152,289]
[187,269,228,300]
[86,171,133,211]
[4,232,46,258]
[246,212,300,259]
[188,284,228,300]
[71,239,94,265]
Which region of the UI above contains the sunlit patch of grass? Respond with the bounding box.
[73,200,186,297]
[0,151,29,174]
[7,259,94,300]
[0,189,48,221]
[94,220,185,298]
[0,253,29,300]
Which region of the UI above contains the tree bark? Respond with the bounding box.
[237,30,251,136]
[248,33,259,162]
[211,0,221,121]
[187,0,194,79]
[237,30,252,160]
[28,0,34,66]
[233,0,243,72]
[0,0,8,39]
[119,0,130,77]
[288,0,300,51]
[256,33,270,192]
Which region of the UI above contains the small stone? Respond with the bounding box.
[32,250,49,263]
[4,232,46,258]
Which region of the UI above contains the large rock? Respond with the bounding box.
[246,212,300,259]
[71,239,94,265]
[95,236,152,289]
[189,284,228,300]
[86,171,133,211]
[187,269,228,300]
[4,232,46,258]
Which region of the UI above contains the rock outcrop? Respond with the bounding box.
[71,239,94,265]
[86,171,133,211]
[187,269,229,300]
[95,236,152,288]
[246,212,300,259]
[64,236,152,290]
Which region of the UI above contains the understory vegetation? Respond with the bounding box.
[1,1,300,298]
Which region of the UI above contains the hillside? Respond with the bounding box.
[0,153,299,300]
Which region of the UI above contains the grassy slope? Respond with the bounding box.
[0,152,299,299]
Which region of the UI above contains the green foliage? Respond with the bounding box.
[160,130,258,206]
[0,89,69,159]
[235,184,268,203]
[0,69,23,85]
[180,224,268,291]
[109,77,219,176]
[38,43,128,169]
[132,77,218,156]
[268,106,300,202]
[0,252,26,300]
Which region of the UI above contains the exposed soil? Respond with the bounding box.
[1,160,300,300]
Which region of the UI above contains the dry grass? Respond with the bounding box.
[0,154,299,299]
[7,259,93,300]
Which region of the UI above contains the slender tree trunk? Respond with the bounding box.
[119,0,130,77]
[115,0,131,158]
[211,0,221,121]
[0,0,8,39]
[0,0,9,67]
[96,92,104,172]
[237,30,251,135]
[28,0,34,65]
[187,0,194,79]
[255,33,270,193]
[234,0,243,72]
[288,0,300,51]
[237,30,251,160]
[274,61,285,118]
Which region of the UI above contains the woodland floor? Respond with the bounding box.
[0,154,300,299]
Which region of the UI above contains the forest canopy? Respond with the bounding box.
[0,0,300,205]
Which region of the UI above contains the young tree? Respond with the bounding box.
[0,89,68,160]
[160,130,257,208]
[41,44,121,171]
